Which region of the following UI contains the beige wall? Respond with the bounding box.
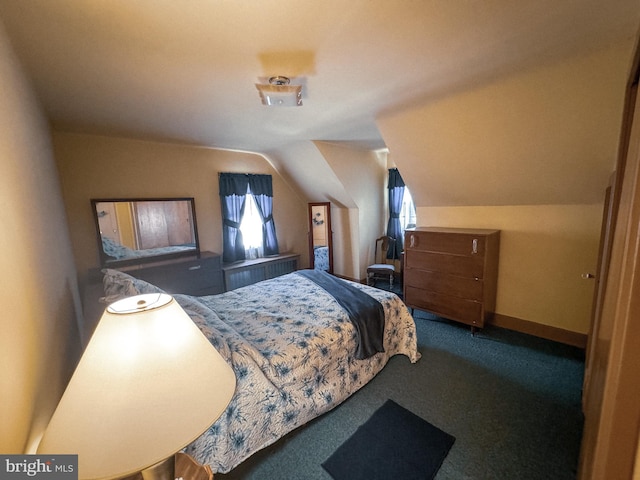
[268,141,388,280]
[53,132,309,285]
[416,205,602,333]
[315,142,387,279]
[0,24,81,453]
[377,42,632,335]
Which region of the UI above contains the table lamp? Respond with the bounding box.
[37,293,236,480]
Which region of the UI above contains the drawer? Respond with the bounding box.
[405,287,484,327]
[134,255,224,295]
[188,284,224,296]
[404,269,483,301]
[405,250,485,278]
[406,231,487,256]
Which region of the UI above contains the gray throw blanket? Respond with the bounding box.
[296,269,385,359]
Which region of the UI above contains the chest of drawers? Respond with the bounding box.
[222,253,300,291]
[403,228,500,329]
[121,251,224,296]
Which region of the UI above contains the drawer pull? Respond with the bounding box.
[410,235,416,248]
[188,265,202,271]
[472,238,478,254]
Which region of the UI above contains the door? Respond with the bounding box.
[578,48,640,479]
[135,201,170,249]
[581,182,614,412]
[94,201,120,244]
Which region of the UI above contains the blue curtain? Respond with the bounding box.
[219,173,249,263]
[386,168,405,259]
[247,174,279,256]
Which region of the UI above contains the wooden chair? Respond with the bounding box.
[366,236,396,288]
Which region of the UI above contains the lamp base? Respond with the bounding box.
[140,456,175,480]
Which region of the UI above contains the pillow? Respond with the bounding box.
[101,268,166,304]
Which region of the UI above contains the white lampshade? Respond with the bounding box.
[37,293,236,480]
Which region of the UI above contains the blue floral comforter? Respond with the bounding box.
[313,245,329,270]
[176,271,420,473]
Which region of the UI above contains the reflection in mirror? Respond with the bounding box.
[308,202,333,273]
[91,198,199,267]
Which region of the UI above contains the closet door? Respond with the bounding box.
[578,56,640,479]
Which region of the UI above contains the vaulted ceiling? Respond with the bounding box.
[1,0,639,205]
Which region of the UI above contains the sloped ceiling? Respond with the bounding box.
[0,0,639,205]
[379,42,634,206]
[265,141,357,207]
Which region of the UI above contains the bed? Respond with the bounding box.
[313,245,329,270]
[101,235,196,261]
[100,268,420,474]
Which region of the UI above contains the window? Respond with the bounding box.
[239,192,264,259]
[399,187,417,233]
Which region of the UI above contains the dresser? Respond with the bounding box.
[119,251,225,296]
[403,227,500,329]
[222,253,300,291]
[83,252,225,338]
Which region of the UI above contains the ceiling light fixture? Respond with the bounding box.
[255,76,302,107]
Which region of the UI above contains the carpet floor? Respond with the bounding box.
[217,300,585,480]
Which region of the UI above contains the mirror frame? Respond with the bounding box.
[91,197,200,267]
[308,202,333,273]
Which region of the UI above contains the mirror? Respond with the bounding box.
[91,198,199,267]
[308,202,333,273]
